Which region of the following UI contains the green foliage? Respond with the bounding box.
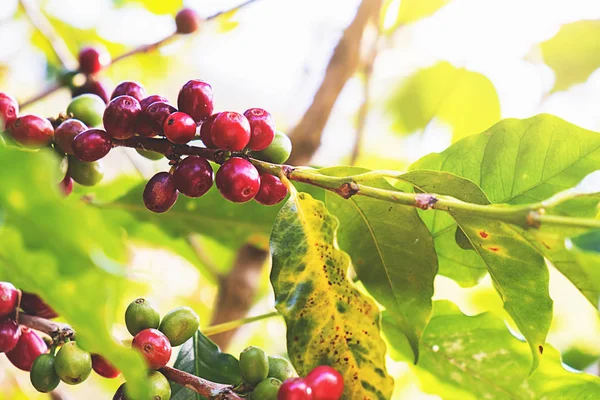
[382,0,452,33]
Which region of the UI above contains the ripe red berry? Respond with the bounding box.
[164,111,196,144]
[216,158,260,203]
[145,101,177,135]
[244,108,275,151]
[20,292,59,319]
[176,8,202,34]
[199,113,218,148]
[305,366,344,400]
[173,156,213,198]
[78,46,110,75]
[54,119,87,155]
[9,115,54,147]
[111,81,146,102]
[103,95,141,139]
[0,319,21,353]
[72,129,112,162]
[143,172,179,213]
[59,175,73,197]
[0,282,19,318]
[255,173,288,206]
[278,378,313,400]
[211,112,251,151]
[140,95,168,111]
[71,79,110,103]
[132,328,172,369]
[177,79,213,123]
[91,354,120,379]
[6,327,47,371]
[0,92,18,129]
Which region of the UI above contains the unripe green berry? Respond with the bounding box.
[54,342,92,385]
[148,371,171,400]
[67,156,104,186]
[158,306,199,346]
[125,298,160,336]
[67,94,105,127]
[239,346,269,385]
[268,355,297,382]
[30,354,60,393]
[252,377,281,400]
[136,148,164,160]
[250,131,292,164]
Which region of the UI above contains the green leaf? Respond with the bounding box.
[384,301,600,399]
[0,147,149,399]
[386,62,500,140]
[382,0,452,32]
[171,331,241,400]
[270,192,394,399]
[539,20,600,92]
[318,167,438,363]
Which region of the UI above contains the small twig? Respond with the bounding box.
[203,311,279,337]
[17,313,74,344]
[205,0,262,21]
[18,82,63,109]
[160,366,243,399]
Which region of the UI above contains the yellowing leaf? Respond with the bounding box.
[382,0,451,32]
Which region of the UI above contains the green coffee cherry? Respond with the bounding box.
[148,371,171,400]
[67,156,104,186]
[54,342,92,385]
[268,355,297,382]
[240,346,269,385]
[30,354,60,393]
[158,306,200,346]
[67,94,105,127]
[250,131,292,164]
[252,377,281,400]
[125,297,160,336]
[136,149,164,160]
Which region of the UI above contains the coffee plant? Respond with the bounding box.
[0,1,599,399]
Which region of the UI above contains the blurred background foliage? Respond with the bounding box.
[0,0,600,399]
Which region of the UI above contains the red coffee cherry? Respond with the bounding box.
[78,46,110,75]
[173,156,213,198]
[91,354,120,379]
[278,378,313,400]
[55,119,87,155]
[244,108,275,151]
[132,328,172,369]
[163,111,197,144]
[145,101,177,135]
[0,319,21,353]
[215,157,260,203]
[71,79,110,104]
[177,79,213,123]
[143,172,179,213]
[59,175,73,197]
[0,282,19,318]
[305,366,344,400]
[9,115,54,147]
[20,292,59,319]
[199,113,218,148]
[6,327,48,371]
[0,92,18,129]
[111,81,146,102]
[140,95,168,111]
[211,111,251,151]
[72,129,113,162]
[103,95,141,139]
[176,8,202,34]
[255,173,288,206]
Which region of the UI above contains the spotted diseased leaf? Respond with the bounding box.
[270,192,394,400]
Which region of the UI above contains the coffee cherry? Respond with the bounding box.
[0,92,18,129]
[104,95,142,139]
[140,95,168,111]
[67,94,105,127]
[173,156,213,198]
[254,377,282,400]
[20,292,59,319]
[0,319,21,353]
[210,111,251,151]
[305,366,344,400]
[113,383,127,400]
[54,341,92,385]
[250,131,292,164]
[71,78,110,104]
[30,353,60,393]
[177,79,213,122]
[158,306,200,346]
[59,175,73,197]
[9,115,54,147]
[278,378,313,400]
[55,119,87,154]
[199,113,218,148]
[6,327,47,371]
[244,108,275,151]
[67,157,104,186]
[125,298,161,336]
[72,129,112,162]
[145,101,177,134]
[143,172,179,213]
[176,8,202,34]
[111,81,146,102]
[136,148,164,160]
[255,173,288,206]
[0,282,19,318]
[216,158,260,203]
[91,354,120,378]
[132,328,172,369]
[240,346,269,385]
[78,46,110,75]
[136,114,155,137]
[164,112,196,144]
[268,355,297,382]
[148,371,172,400]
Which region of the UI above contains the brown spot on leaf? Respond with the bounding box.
[488,246,500,252]
[538,345,544,354]
[479,231,489,239]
